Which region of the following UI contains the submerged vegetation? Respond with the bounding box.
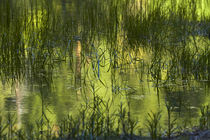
[0,0,210,139]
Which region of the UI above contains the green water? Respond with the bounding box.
[0,0,210,136]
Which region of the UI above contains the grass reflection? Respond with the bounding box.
[0,0,210,139]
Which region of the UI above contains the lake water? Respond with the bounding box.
[0,0,210,136]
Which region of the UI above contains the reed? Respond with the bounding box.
[145,111,162,140]
[199,105,210,130]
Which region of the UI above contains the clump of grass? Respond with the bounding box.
[0,100,209,140]
[165,99,177,139]
[0,95,140,140]
[145,111,162,140]
[116,102,139,139]
[199,104,210,130]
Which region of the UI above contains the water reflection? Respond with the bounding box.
[15,82,23,129]
[75,40,81,93]
[0,0,210,136]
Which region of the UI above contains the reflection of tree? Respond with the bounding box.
[15,81,23,129]
[75,41,81,91]
[163,85,205,116]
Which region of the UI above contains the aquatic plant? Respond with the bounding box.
[199,105,210,130]
[145,111,162,140]
[165,99,177,139]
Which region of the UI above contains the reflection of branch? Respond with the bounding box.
[75,41,81,94]
[15,81,22,129]
[76,41,81,78]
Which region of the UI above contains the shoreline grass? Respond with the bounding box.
[0,98,210,139]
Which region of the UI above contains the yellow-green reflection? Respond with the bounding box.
[0,0,210,138]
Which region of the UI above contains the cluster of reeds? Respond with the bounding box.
[145,111,162,140]
[0,100,139,139]
[199,104,210,130]
[121,0,210,89]
[1,98,210,139]
[0,0,209,85]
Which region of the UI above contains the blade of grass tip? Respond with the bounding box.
[97,59,100,79]
[129,53,133,64]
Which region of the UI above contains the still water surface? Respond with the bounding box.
[0,0,210,133]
